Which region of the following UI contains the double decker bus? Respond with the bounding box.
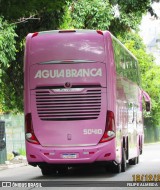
[24,30,151,175]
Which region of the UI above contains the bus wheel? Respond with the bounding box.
[121,148,126,172]
[57,167,68,175]
[129,157,137,165]
[136,155,139,164]
[112,162,121,173]
[41,167,56,176]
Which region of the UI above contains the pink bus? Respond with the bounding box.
[24,30,151,175]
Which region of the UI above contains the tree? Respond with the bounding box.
[0,17,17,112]
[109,0,151,36]
[0,1,71,112]
[70,0,114,30]
[0,18,16,69]
[67,0,154,36]
[0,0,70,22]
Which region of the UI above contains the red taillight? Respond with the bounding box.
[97,30,103,35]
[30,155,36,158]
[32,32,39,38]
[25,113,40,145]
[99,111,115,143]
[59,30,76,33]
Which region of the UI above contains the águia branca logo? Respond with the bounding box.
[34,68,102,78]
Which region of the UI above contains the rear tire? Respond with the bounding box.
[41,167,57,176]
[137,155,139,164]
[129,157,137,165]
[112,148,127,173]
[121,148,126,172]
[113,163,121,173]
[41,168,52,176]
[57,167,68,175]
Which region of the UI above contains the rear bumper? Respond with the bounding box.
[26,139,116,165]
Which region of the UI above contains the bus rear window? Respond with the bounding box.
[30,32,105,64]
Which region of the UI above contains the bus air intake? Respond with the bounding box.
[35,88,101,121]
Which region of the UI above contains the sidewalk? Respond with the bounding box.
[0,156,28,171]
[144,141,160,145]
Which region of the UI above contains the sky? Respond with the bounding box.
[139,2,160,64]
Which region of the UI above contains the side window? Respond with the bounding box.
[134,61,140,84]
[113,39,123,77]
[132,60,137,83]
[112,38,140,85]
[127,57,134,81]
[120,48,125,77]
[113,40,119,73]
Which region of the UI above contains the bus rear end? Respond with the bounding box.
[24,30,116,175]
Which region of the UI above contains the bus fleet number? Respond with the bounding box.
[83,129,103,135]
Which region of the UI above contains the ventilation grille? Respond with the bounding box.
[35,88,101,121]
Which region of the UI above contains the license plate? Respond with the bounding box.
[62,153,78,159]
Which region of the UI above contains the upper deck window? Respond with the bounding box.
[112,38,140,85]
[30,31,105,64]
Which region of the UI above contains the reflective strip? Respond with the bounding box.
[42,143,96,147]
[39,60,96,64]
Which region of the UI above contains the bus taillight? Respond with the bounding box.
[97,30,103,35]
[32,32,39,38]
[25,113,40,145]
[99,111,115,143]
[59,30,76,33]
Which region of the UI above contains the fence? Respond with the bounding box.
[0,120,7,163]
[0,113,25,155]
[144,126,160,143]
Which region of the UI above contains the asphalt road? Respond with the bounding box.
[0,143,160,190]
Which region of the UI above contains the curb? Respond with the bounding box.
[0,162,28,171]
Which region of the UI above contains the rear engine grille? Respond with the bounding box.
[35,88,101,121]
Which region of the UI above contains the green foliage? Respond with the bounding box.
[0,18,16,67]
[0,1,71,113]
[143,66,160,126]
[59,2,73,29]
[68,0,159,36]
[0,18,17,112]
[69,0,151,36]
[19,148,26,156]
[70,0,114,30]
[0,0,70,22]
[111,1,148,35]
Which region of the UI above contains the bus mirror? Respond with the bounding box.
[142,90,151,112]
[146,102,151,112]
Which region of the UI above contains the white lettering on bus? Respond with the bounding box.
[34,68,102,78]
[83,129,103,135]
[42,70,49,78]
